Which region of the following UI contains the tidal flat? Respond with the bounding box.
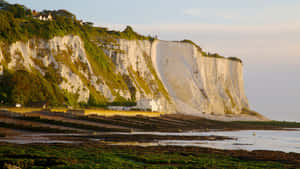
[0,110,300,168]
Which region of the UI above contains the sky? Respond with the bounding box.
[7,0,300,121]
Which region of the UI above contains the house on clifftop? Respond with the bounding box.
[32,10,52,21]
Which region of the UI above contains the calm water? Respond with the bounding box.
[1,130,300,153]
[129,129,300,153]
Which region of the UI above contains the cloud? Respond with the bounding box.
[183,8,205,17]
[183,8,243,20]
[182,2,300,24]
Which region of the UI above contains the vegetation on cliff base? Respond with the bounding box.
[0,69,67,106]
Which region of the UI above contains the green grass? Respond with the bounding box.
[228,57,243,63]
[180,39,245,63]
[95,26,154,41]
[0,143,297,169]
[180,39,204,52]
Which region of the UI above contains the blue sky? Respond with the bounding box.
[7,0,300,121]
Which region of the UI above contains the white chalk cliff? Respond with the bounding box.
[0,35,266,120]
[151,40,260,120]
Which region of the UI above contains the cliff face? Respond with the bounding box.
[103,39,174,113]
[0,35,111,103]
[0,35,265,120]
[152,40,249,118]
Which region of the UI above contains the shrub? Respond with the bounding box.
[0,69,68,106]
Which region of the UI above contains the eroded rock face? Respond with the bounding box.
[111,39,152,100]
[152,40,250,117]
[105,39,253,117]
[0,35,261,120]
[1,35,113,103]
[104,39,174,113]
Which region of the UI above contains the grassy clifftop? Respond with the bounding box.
[0,1,153,44]
[180,39,242,63]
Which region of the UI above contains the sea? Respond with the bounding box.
[128,129,300,153]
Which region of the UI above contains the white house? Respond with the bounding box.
[107,106,131,111]
[47,14,53,21]
[149,99,160,112]
[36,13,52,21]
[136,99,161,112]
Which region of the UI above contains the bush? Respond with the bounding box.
[0,69,71,106]
[228,57,242,63]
